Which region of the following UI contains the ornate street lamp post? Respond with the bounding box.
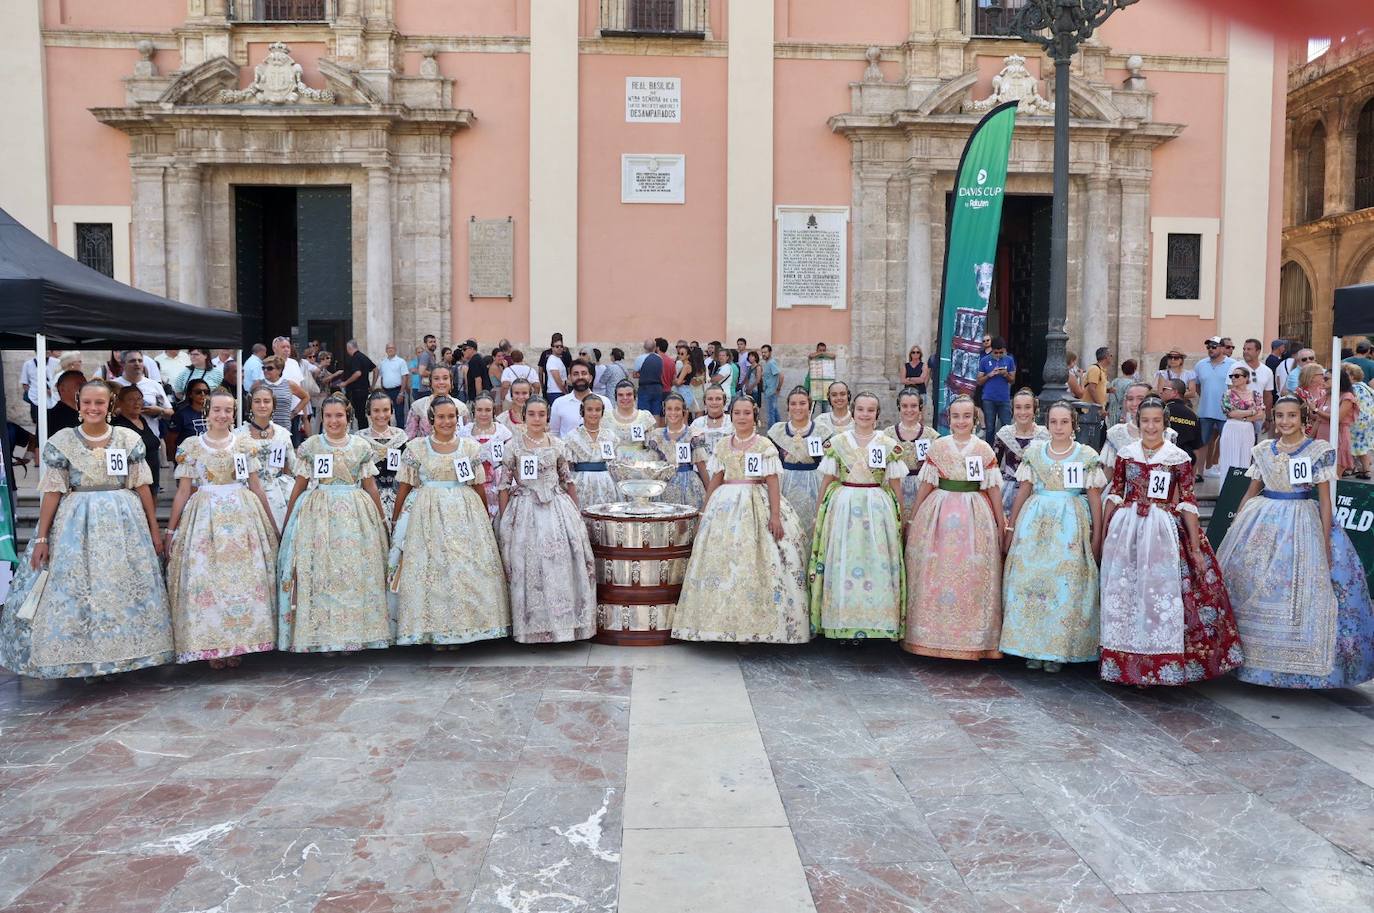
[1015,0,1140,402]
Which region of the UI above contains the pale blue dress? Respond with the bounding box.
[1000,441,1104,664]
[0,428,174,678]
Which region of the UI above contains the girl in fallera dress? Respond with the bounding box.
[993,388,1049,514]
[164,390,279,668]
[406,364,469,438]
[1098,397,1243,685]
[498,377,532,434]
[606,379,656,458]
[388,395,512,646]
[647,392,708,510]
[689,385,733,456]
[498,397,598,643]
[236,383,299,529]
[813,381,854,438]
[562,393,622,507]
[1217,396,1374,687]
[674,397,811,644]
[1000,401,1104,672]
[808,392,908,641]
[0,380,175,679]
[886,386,939,515]
[277,394,391,654]
[903,395,1005,660]
[462,392,514,519]
[358,390,409,520]
[766,386,827,544]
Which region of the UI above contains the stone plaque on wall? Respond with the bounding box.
[468,216,514,299]
[621,154,686,204]
[625,77,681,122]
[775,206,849,309]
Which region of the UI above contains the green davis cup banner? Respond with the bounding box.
[934,101,1018,431]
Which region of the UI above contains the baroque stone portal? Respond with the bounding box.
[218,42,334,105]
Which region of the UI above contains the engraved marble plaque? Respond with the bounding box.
[468,217,514,299]
[775,206,849,309]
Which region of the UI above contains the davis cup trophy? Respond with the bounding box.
[579,460,700,645]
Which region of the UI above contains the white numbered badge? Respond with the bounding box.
[965,456,985,482]
[1148,467,1171,500]
[915,440,931,462]
[233,453,250,481]
[630,423,646,442]
[453,456,475,484]
[806,436,824,458]
[1287,456,1313,487]
[675,441,692,464]
[520,454,539,481]
[386,448,402,471]
[599,441,617,461]
[268,444,286,470]
[313,453,334,480]
[744,452,764,478]
[104,448,129,477]
[867,444,886,469]
[1061,461,1084,489]
[490,440,505,463]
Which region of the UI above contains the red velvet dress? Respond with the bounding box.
[1098,444,1245,685]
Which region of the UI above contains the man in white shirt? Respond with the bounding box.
[155,349,191,385]
[376,341,409,423]
[500,349,540,399]
[272,336,306,437]
[20,350,61,424]
[1241,337,1274,434]
[549,360,611,437]
[113,350,173,435]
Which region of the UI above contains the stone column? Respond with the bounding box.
[851,168,893,389]
[131,164,168,297]
[365,164,395,355]
[174,163,207,308]
[1117,177,1151,362]
[1080,173,1110,359]
[905,165,935,353]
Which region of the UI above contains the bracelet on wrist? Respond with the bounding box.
[32,536,48,545]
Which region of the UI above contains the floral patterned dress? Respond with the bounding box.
[1000,441,1104,664]
[903,435,1004,660]
[235,421,298,529]
[0,427,175,678]
[605,407,656,459]
[498,433,597,643]
[563,424,623,508]
[673,435,810,643]
[387,437,511,645]
[277,434,390,653]
[461,421,514,518]
[1350,381,1374,458]
[1099,440,1244,685]
[646,425,707,510]
[358,425,410,520]
[994,423,1049,514]
[1218,388,1258,478]
[166,435,279,663]
[1217,439,1374,687]
[813,411,854,439]
[807,431,908,640]
[688,414,733,460]
[886,421,939,515]
[405,395,470,439]
[766,420,827,545]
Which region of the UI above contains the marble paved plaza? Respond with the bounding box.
[1,641,1373,913]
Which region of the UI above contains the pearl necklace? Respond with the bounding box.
[202,432,233,449]
[523,431,550,448]
[76,425,111,443]
[1047,441,1075,457]
[324,433,350,447]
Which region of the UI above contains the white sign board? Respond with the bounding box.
[626,77,681,123]
[622,154,686,205]
[775,206,849,309]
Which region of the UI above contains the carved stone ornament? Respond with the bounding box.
[862,46,883,83]
[218,42,335,105]
[963,54,1054,115]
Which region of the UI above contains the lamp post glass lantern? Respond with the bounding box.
[1014,0,1140,403]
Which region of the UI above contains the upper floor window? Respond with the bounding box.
[1304,122,1327,223]
[75,223,114,278]
[231,0,329,22]
[601,0,708,39]
[1356,99,1374,211]
[971,0,1028,38]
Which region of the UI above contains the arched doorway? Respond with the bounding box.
[1279,261,1314,345]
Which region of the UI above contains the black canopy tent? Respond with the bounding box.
[0,206,242,503]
